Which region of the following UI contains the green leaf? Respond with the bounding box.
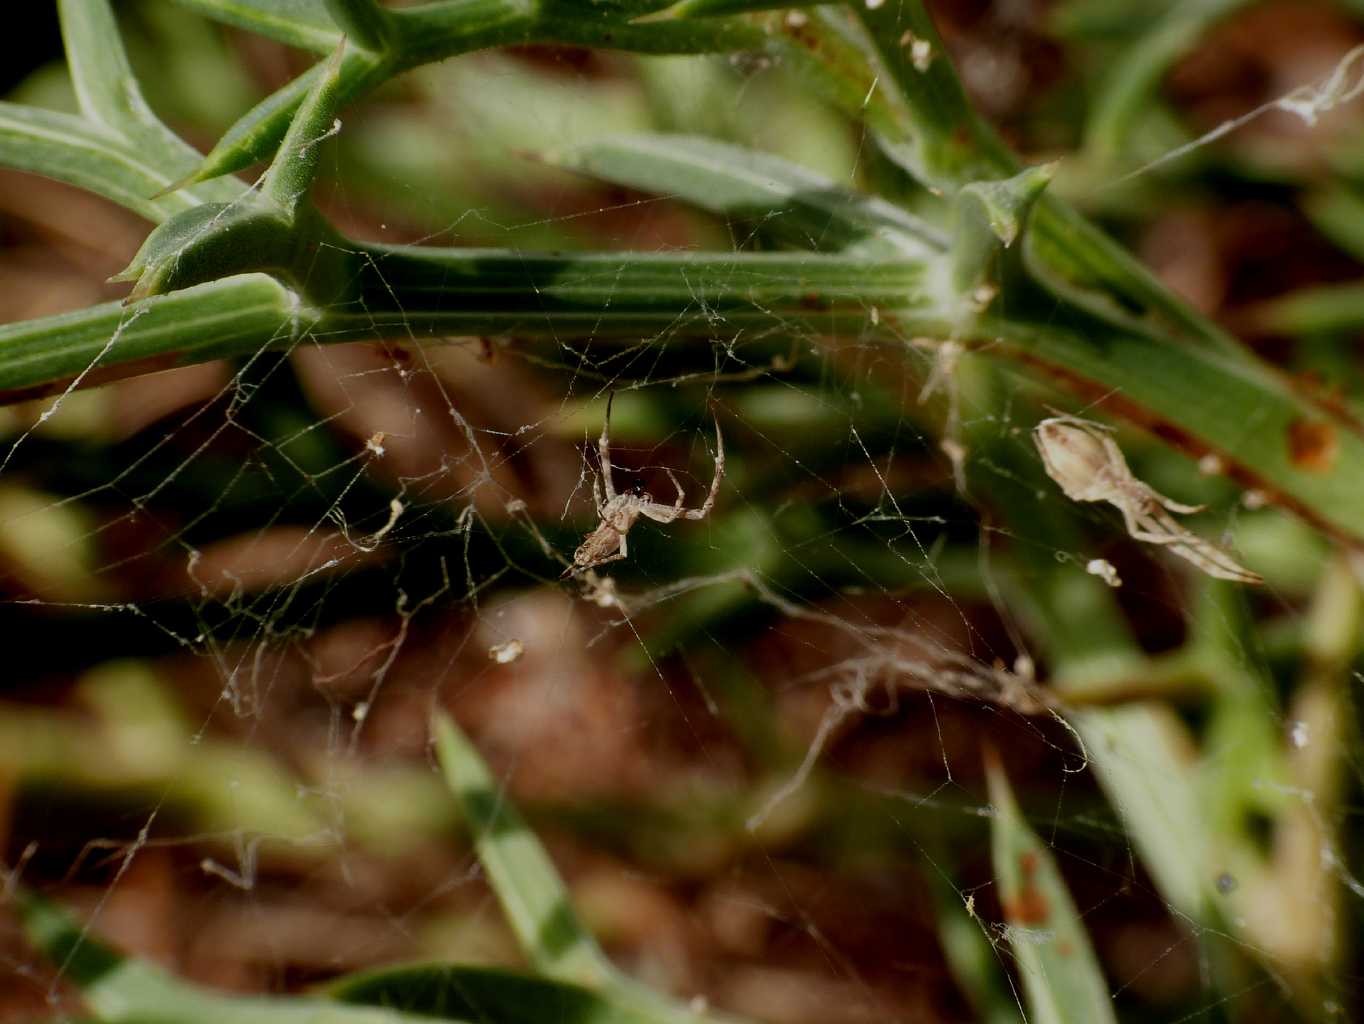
[16,892,450,1024]
[780,1,1244,353]
[986,754,1118,1024]
[957,164,1058,251]
[332,963,644,1023]
[986,315,1364,543]
[174,0,759,185]
[59,0,186,157]
[431,713,616,989]
[0,102,216,222]
[56,0,239,203]
[323,0,397,52]
[175,0,534,185]
[174,0,769,184]
[188,68,323,183]
[951,163,1055,302]
[548,133,945,257]
[113,200,327,302]
[848,2,1015,188]
[262,42,349,211]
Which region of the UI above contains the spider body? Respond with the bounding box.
[1033,415,1261,585]
[569,395,724,574]
[573,493,646,569]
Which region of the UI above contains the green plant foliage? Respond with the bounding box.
[4,0,1364,1021]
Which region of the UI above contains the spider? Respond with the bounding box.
[1033,414,1261,585]
[568,395,724,574]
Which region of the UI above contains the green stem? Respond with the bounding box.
[342,244,928,323]
[0,252,936,399]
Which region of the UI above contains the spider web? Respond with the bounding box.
[0,2,1361,1022]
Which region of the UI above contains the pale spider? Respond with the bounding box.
[1033,415,1262,585]
[568,395,724,574]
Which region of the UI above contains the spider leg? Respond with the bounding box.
[1154,492,1205,515]
[1173,540,1262,583]
[1125,509,1263,583]
[667,468,685,511]
[1124,507,1189,547]
[598,392,617,503]
[1111,498,1169,545]
[634,469,686,524]
[680,416,724,521]
[1107,447,1203,516]
[1123,515,1189,548]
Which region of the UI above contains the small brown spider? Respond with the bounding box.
[568,395,724,574]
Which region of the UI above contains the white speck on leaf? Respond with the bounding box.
[489,639,525,664]
[1086,558,1122,588]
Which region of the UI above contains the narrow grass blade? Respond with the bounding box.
[1304,186,1364,264]
[985,753,1118,1024]
[1257,283,1364,335]
[985,315,1364,544]
[1083,0,1253,164]
[928,870,1023,1024]
[547,133,945,257]
[431,712,616,989]
[16,892,453,1024]
[430,713,752,1024]
[1068,707,1210,919]
[848,3,1015,188]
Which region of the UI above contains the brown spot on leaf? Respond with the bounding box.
[1003,849,1050,925]
[1287,418,1337,473]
